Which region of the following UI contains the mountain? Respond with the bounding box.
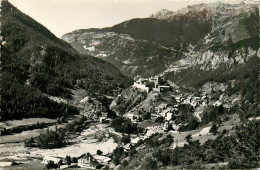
[0,0,132,120]
[62,31,182,78]
[62,3,259,85]
[149,9,174,19]
[161,3,259,87]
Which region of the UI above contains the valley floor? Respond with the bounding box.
[0,88,118,169]
[0,122,118,169]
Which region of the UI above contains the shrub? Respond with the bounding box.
[155,117,164,123]
[209,124,218,135]
[97,150,103,155]
[65,155,71,165]
[11,161,19,166]
[111,117,143,134]
[122,160,128,167]
[144,158,157,170]
[185,134,192,143]
[46,161,58,169]
[121,135,131,144]
[72,157,78,163]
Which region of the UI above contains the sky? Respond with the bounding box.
[9,0,256,38]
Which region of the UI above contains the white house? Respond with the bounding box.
[42,156,62,164]
[94,155,111,165]
[159,107,172,117]
[99,117,106,123]
[133,82,150,93]
[166,112,173,121]
[131,137,140,144]
[157,85,171,92]
[172,124,179,131]
[156,103,167,113]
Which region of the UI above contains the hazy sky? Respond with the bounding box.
[9,0,253,38]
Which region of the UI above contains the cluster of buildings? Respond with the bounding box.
[152,93,211,131]
[153,103,179,121]
[128,122,179,146]
[133,76,171,93]
[42,152,111,169]
[174,93,209,107]
[145,125,165,136]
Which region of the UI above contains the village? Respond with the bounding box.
[0,76,240,169]
[126,76,213,131]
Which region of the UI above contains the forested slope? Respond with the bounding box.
[0,1,132,120]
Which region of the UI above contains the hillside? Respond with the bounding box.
[62,31,182,78]
[0,1,132,120]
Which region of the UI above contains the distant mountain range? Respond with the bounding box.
[62,3,259,88]
[0,1,132,120]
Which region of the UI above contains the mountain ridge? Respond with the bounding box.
[62,2,259,86]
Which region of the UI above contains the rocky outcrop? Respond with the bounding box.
[110,87,147,116]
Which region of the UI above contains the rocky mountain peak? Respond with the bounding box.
[149,9,174,19]
[149,3,258,20]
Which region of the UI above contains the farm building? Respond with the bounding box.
[42,156,63,164]
[78,152,101,168]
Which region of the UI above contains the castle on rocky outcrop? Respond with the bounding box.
[133,76,171,93]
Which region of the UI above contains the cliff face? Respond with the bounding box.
[110,87,147,116]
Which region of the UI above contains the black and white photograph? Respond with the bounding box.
[0,0,259,169]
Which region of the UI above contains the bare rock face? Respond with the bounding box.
[186,47,257,71]
[110,87,147,116]
[182,3,259,71]
[199,82,228,95]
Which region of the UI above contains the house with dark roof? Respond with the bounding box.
[78,152,101,169]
